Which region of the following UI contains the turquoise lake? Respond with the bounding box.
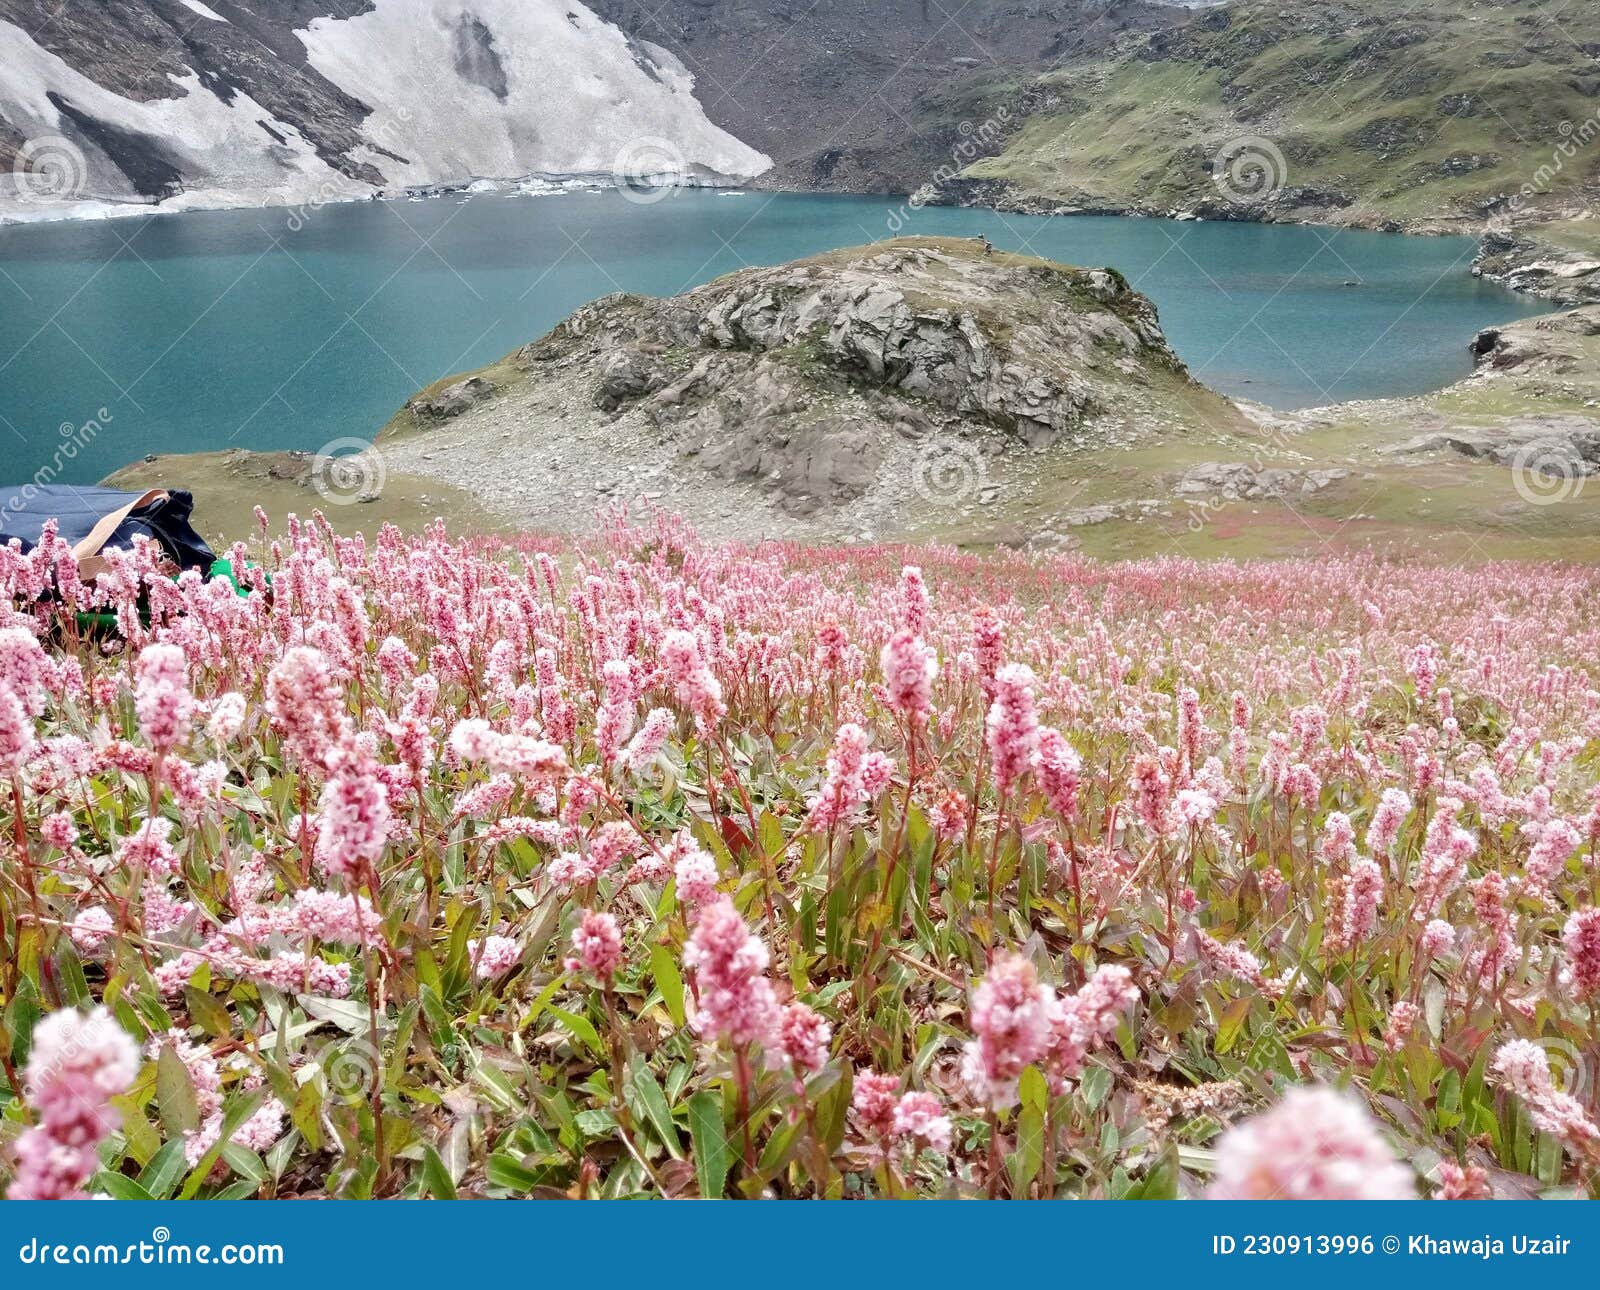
[0,190,1550,486]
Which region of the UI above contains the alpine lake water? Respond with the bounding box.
[0,188,1552,488]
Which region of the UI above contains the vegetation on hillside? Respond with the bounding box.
[940,0,1600,229]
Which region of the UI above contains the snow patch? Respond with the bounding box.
[0,0,769,223]
[297,0,769,186]
[0,21,353,216]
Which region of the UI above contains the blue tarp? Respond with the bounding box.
[0,484,215,570]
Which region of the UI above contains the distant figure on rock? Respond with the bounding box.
[979,235,994,255]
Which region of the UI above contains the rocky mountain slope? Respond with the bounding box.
[6,0,1595,243]
[585,0,1179,195]
[371,235,1239,541]
[923,0,1600,233]
[0,0,768,219]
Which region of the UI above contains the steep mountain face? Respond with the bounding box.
[926,0,1600,230]
[0,0,769,219]
[587,0,1180,194]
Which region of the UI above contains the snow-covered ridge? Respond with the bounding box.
[0,0,770,223]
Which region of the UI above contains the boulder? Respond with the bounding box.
[1172,462,1350,501]
[594,348,668,411]
[409,376,496,420]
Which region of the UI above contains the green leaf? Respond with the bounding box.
[816,1066,852,1151]
[1009,1068,1048,1194]
[547,1005,605,1060]
[55,948,92,1007]
[415,948,444,998]
[136,1139,189,1200]
[1079,1064,1112,1112]
[757,1114,804,1176]
[688,1089,732,1199]
[650,945,687,1028]
[1129,1144,1179,1199]
[218,1143,267,1183]
[487,1153,542,1193]
[155,1045,200,1136]
[1215,997,1251,1055]
[7,976,40,1068]
[758,810,785,861]
[1019,1065,1048,1118]
[93,1172,154,1201]
[517,976,565,1032]
[625,1056,682,1158]
[184,987,235,1041]
[420,1144,458,1199]
[119,1106,161,1168]
[290,1080,324,1153]
[469,1050,522,1115]
[1436,1067,1461,1114]
[1535,1131,1563,1185]
[420,983,454,1038]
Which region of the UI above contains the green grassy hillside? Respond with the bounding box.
[944,0,1600,229]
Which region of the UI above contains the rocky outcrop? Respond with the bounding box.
[1462,305,1600,383]
[1380,419,1600,476]
[379,236,1229,541]
[588,255,1172,450]
[1472,232,1600,307]
[408,376,496,420]
[1172,462,1351,501]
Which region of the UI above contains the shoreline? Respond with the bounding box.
[94,239,1600,563]
[6,172,1592,311]
[910,179,1600,309]
[0,170,758,230]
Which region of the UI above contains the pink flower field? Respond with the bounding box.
[2,507,1599,1200]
